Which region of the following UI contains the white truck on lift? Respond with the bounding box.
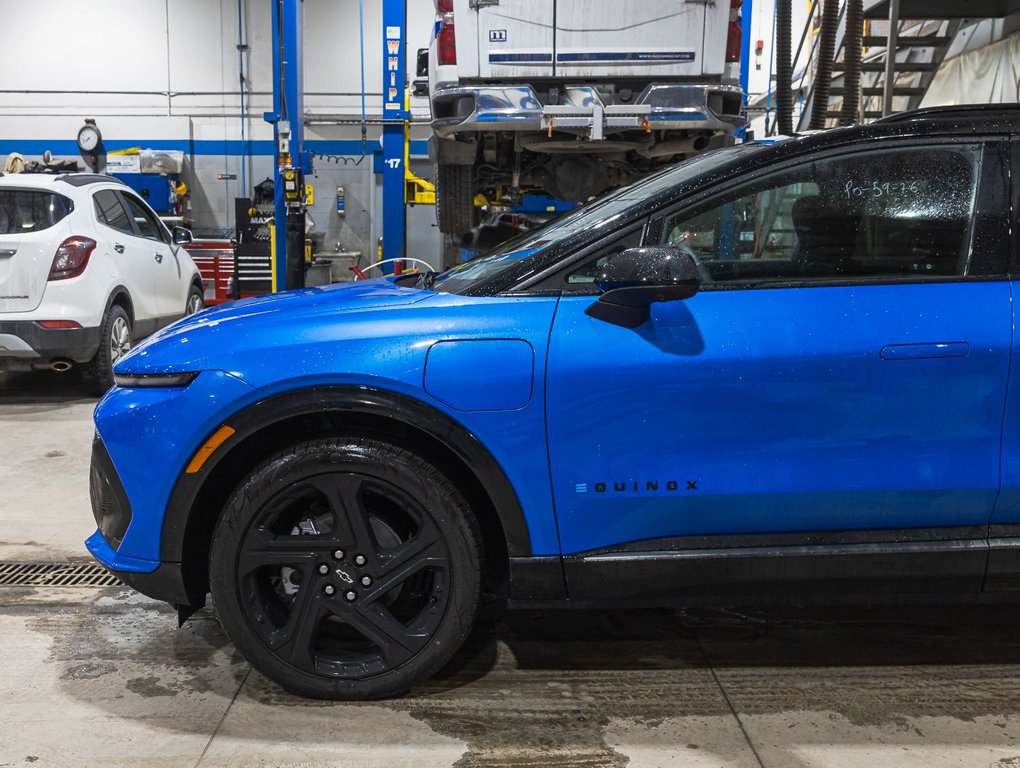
[427,0,746,233]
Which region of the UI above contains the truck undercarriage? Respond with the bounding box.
[432,81,743,233]
[427,0,746,234]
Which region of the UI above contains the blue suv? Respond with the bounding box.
[88,106,1020,699]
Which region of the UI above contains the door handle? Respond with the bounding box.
[114,243,125,254]
[880,342,969,360]
[0,248,16,258]
[154,253,163,264]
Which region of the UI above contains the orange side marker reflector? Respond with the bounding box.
[185,425,236,474]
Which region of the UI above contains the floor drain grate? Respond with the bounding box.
[0,561,121,588]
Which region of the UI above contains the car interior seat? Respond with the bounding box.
[792,195,860,276]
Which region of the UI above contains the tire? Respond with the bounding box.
[435,163,476,235]
[185,283,204,316]
[83,304,131,396]
[209,437,483,700]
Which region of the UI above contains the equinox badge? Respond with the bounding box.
[575,479,699,493]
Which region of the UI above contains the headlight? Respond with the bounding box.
[113,372,199,388]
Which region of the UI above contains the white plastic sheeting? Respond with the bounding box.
[922,31,1020,107]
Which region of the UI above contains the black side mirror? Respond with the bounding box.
[585,246,700,328]
[173,226,194,245]
[416,48,429,78]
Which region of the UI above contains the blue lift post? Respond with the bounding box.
[740,0,754,103]
[381,0,408,269]
[266,0,307,291]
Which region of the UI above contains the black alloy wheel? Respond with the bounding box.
[210,438,482,699]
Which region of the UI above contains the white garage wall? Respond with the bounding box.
[0,0,441,264]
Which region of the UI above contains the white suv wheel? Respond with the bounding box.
[110,315,131,363]
[185,287,204,316]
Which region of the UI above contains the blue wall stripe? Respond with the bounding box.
[1,139,191,155]
[0,138,429,158]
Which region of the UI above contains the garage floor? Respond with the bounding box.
[4,373,1020,768]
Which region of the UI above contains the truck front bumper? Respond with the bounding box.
[431,82,744,138]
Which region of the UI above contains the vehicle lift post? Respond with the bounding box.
[380,0,408,271]
[740,0,754,104]
[266,0,310,291]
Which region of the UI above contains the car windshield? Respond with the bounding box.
[432,143,762,294]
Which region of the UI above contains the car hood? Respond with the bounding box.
[116,278,434,375]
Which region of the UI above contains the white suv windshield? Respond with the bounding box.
[433,143,762,293]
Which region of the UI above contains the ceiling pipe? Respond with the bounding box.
[841,0,864,125]
[775,0,794,135]
[808,0,840,129]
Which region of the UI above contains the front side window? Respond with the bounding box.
[562,229,645,288]
[661,144,983,285]
[120,194,167,243]
[0,190,73,233]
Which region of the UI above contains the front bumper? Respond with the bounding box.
[87,432,194,605]
[431,82,744,138]
[0,320,101,369]
[86,370,263,606]
[86,530,193,605]
[87,439,197,607]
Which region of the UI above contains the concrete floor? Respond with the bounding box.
[4,371,1020,768]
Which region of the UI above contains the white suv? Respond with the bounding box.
[0,173,204,393]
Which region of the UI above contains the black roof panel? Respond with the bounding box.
[875,104,1020,125]
[55,173,128,187]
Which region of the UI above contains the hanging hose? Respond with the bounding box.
[358,0,368,156]
[276,0,287,123]
[840,0,864,125]
[237,0,248,194]
[354,258,437,280]
[808,0,840,129]
[775,0,793,135]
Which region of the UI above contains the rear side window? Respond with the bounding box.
[0,189,73,233]
[94,190,133,235]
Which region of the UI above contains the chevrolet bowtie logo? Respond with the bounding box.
[335,568,354,584]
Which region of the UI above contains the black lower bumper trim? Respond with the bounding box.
[111,561,199,607]
[0,320,102,367]
[90,437,133,550]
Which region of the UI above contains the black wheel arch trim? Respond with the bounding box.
[159,385,534,567]
[103,286,133,325]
